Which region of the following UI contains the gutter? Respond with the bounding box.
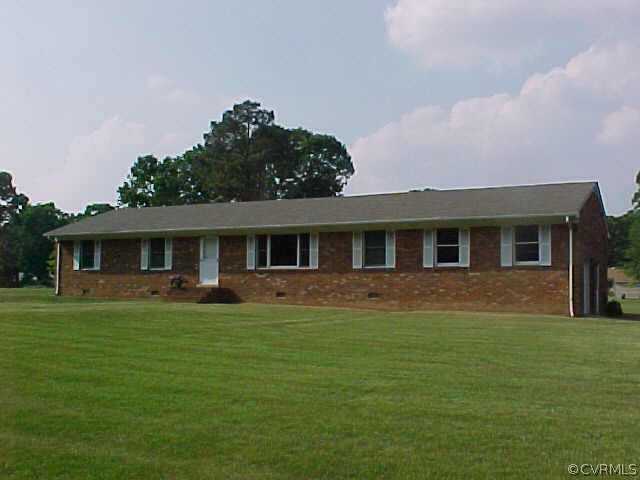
[567,216,574,317]
[55,241,61,296]
[45,212,580,240]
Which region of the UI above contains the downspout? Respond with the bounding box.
[55,240,61,296]
[567,217,574,317]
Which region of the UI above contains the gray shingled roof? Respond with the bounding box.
[45,182,601,238]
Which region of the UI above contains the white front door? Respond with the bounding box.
[200,236,219,285]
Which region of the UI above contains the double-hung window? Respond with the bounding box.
[80,240,96,270]
[255,233,311,269]
[74,240,101,271]
[423,228,469,268]
[436,229,460,266]
[514,225,540,264]
[141,238,172,270]
[500,225,551,267]
[149,239,167,269]
[363,231,387,267]
[352,230,395,269]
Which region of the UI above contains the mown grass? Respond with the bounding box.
[1,289,639,479]
[622,298,640,315]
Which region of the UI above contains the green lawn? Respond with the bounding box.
[2,289,640,479]
[622,298,640,315]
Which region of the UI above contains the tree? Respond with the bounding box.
[607,213,634,266]
[13,203,69,284]
[118,152,212,207]
[625,171,640,279]
[0,172,28,226]
[0,172,28,287]
[625,213,640,280]
[200,101,354,201]
[633,170,640,210]
[201,100,276,201]
[117,100,355,206]
[82,203,115,217]
[118,155,166,207]
[274,128,353,199]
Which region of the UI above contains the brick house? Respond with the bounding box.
[45,182,608,316]
[608,267,640,299]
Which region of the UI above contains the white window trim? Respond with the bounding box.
[256,233,312,270]
[362,230,388,268]
[435,228,463,268]
[514,225,541,266]
[79,240,100,271]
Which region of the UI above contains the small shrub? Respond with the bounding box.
[169,275,188,290]
[606,300,623,317]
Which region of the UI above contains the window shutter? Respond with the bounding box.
[165,238,173,270]
[539,225,551,266]
[423,230,434,268]
[459,228,470,267]
[385,230,396,268]
[500,227,513,267]
[246,235,255,270]
[310,233,319,269]
[73,241,80,271]
[94,240,101,270]
[352,232,363,269]
[140,239,149,270]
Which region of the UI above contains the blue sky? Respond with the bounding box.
[2,1,639,214]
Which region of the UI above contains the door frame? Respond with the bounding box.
[583,259,601,316]
[593,262,600,315]
[583,260,591,315]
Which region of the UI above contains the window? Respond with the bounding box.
[257,235,268,268]
[271,234,298,267]
[149,238,166,269]
[255,233,311,269]
[436,228,459,265]
[514,225,539,264]
[141,238,172,270]
[364,230,386,267]
[80,240,95,270]
[299,233,310,268]
[74,240,100,271]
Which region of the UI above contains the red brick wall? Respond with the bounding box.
[58,221,590,315]
[572,192,608,315]
[218,226,571,315]
[59,237,200,299]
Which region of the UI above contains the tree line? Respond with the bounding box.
[609,171,640,280]
[0,100,354,286]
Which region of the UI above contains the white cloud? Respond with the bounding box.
[348,42,640,214]
[163,88,200,106]
[146,74,200,106]
[43,85,245,211]
[38,116,146,211]
[385,0,640,69]
[146,74,173,91]
[598,106,640,146]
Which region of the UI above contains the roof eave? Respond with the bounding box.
[45,212,580,240]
